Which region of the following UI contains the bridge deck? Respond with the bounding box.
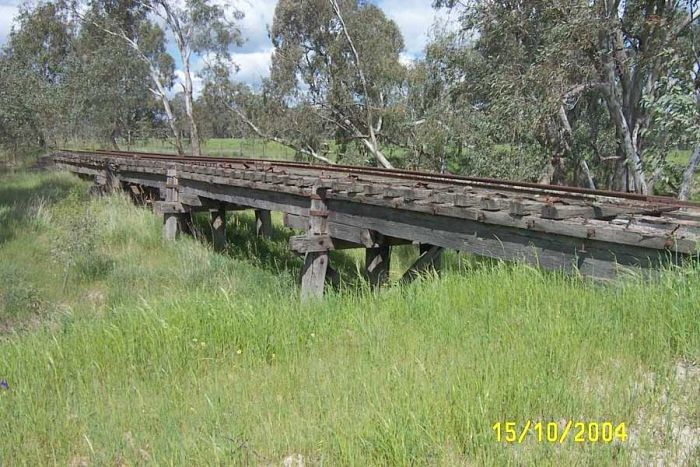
[53,149,700,297]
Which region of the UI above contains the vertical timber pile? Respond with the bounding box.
[105,161,121,193]
[365,233,391,287]
[255,209,272,238]
[163,167,180,241]
[210,204,227,252]
[300,185,330,300]
[90,159,120,196]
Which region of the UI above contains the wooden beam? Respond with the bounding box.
[327,199,679,279]
[289,235,363,252]
[153,201,185,214]
[178,180,310,217]
[401,245,444,284]
[284,213,411,248]
[419,243,443,272]
[540,203,678,220]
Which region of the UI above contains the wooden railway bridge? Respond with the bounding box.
[53,149,700,299]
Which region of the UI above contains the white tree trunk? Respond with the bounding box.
[85,17,185,155]
[181,51,201,157]
[679,145,700,201]
[601,85,648,193]
[360,138,393,169]
[580,160,596,190]
[329,0,393,169]
[149,68,184,155]
[227,104,334,164]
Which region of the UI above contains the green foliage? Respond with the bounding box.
[265,0,406,164]
[0,268,46,321]
[0,1,182,158]
[643,52,699,155]
[432,0,699,191]
[49,191,104,288]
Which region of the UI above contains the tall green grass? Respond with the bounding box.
[0,170,699,465]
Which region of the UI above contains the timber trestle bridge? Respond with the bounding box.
[53,149,700,298]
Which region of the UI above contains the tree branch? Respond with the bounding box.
[328,0,393,168]
[225,103,334,165]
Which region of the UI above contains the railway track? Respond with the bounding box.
[60,148,700,209]
[52,148,700,297]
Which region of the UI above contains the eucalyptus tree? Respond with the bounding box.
[644,26,700,199]
[434,0,700,193]
[0,55,43,160]
[0,1,167,155]
[66,12,158,148]
[202,63,334,163]
[84,0,243,156]
[138,0,244,156]
[84,0,183,152]
[0,2,75,151]
[388,34,542,178]
[266,0,406,167]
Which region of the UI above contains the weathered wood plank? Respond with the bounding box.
[178,179,310,216]
[326,199,681,279]
[289,235,363,252]
[153,201,185,214]
[284,213,411,248]
[540,203,678,220]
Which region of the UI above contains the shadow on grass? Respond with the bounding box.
[191,212,367,289]
[0,175,81,244]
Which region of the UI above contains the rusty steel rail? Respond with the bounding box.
[59,148,700,209]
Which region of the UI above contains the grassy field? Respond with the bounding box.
[71,138,298,160]
[66,137,411,165]
[1,170,699,465]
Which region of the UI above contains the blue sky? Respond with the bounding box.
[0,0,457,93]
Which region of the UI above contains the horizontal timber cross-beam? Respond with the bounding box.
[52,149,700,298]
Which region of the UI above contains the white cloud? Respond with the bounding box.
[0,3,20,45]
[236,0,276,54]
[172,1,276,92]
[377,0,457,57]
[232,48,273,89]
[398,52,414,67]
[173,69,205,98]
